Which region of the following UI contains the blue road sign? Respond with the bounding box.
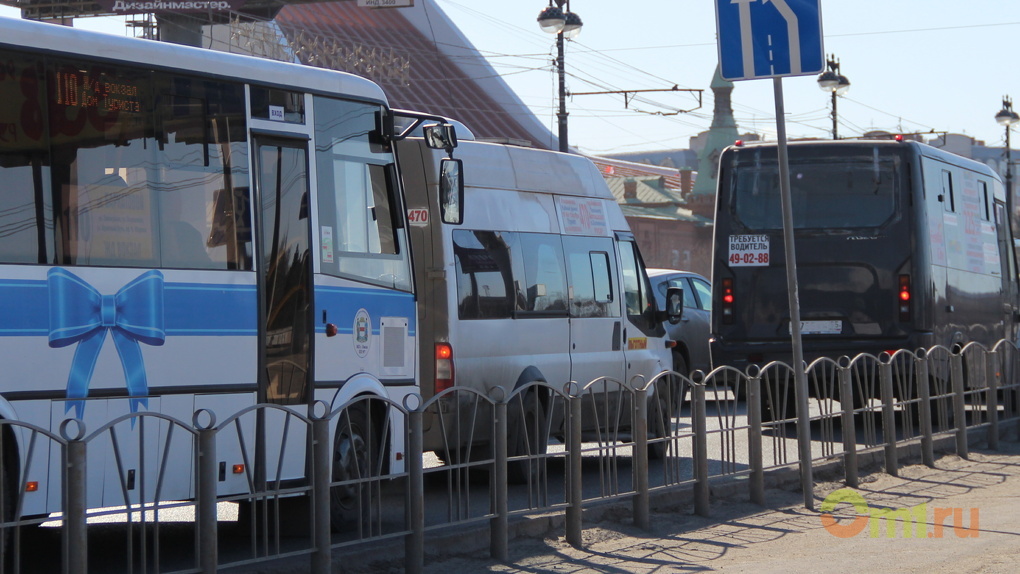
[715,0,824,81]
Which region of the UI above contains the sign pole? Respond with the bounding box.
[772,77,813,510]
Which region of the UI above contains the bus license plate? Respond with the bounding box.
[791,320,842,335]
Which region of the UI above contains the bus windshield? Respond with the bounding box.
[731,149,901,230]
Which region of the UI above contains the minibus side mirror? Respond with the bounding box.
[440,158,464,224]
[423,122,458,153]
[665,285,684,324]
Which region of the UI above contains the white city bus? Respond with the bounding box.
[0,16,416,522]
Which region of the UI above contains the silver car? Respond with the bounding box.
[647,268,713,377]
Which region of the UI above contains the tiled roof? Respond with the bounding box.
[587,156,689,191]
[274,1,556,149]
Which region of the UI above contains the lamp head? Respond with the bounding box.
[538,5,566,34]
[561,11,583,39]
[817,70,838,92]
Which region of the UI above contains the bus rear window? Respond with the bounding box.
[732,155,900,230]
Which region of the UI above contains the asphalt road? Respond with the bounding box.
[400,434,1020,574]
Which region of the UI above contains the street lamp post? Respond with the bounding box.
[537,1,582,153]
[996,96,1020,225]
[816,55,850,140]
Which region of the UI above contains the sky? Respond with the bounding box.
[431,0,1020,156]
[3,1,1020,157]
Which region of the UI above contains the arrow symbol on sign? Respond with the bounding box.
[731,0,757,79]
[764,0,801,74]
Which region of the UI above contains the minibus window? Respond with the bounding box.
[452,230,516,320]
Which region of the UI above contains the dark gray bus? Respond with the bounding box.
[710,139,1019,378]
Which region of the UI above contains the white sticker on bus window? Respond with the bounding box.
[557,196,609,236]
[321,226,334,263]
[728,234,769,267]
[407,208,429,227]
[269,105,285,122]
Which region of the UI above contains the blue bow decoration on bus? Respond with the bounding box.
[47,268,166,418]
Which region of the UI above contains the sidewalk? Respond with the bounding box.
[404,437,1020,573]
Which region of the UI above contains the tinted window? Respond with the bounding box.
[0,51,251,269]
[690,277,712,311]
[731,149,899,230]
[520,233,567,314]
[563,236,619,318]
[452,230,518,320]
[655,276,695,309]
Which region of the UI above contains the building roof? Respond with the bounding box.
[587,156,690,191]
[273,0,557,149]
[604,175,711,227]
[601,149,699,171]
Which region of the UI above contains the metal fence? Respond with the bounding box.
[2,341,1019,573]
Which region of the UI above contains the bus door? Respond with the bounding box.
[618,237,667,406]
[253,136,313,481]
[563,235,625,418]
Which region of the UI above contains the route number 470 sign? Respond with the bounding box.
[729,234,770,266]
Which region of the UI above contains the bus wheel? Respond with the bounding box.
[506,392,547,485]
[330,405,376,532]
[650,353,688,459]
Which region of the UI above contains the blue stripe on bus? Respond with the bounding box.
[0,279,416,336]
[0,278,258,336]
[313,286,416,336]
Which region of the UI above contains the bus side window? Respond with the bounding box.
[452,230,516,320]
[519,233,567,314]
[941,170,955,212]
[980,180,991,221]
[562,236,618,319]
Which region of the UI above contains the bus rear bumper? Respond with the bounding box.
[710,336,927,373]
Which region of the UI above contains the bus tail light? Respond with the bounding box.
[721,278,735,324]
[435,343,455,394]
[898,274,911,322]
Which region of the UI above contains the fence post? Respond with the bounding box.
[987,348,1000,451]
[693,381,710,517]
[490,397,508,561]
[566,391,583,547]
[746,368,765,505]
[193,411,219,574]
[951,347,969,459]
[837,358,858,488]
[633,385,649,530]
[310,410,331,574]
[63,421,87,574]
[879,354,898,477]
[916,350,935,468]
[406,403,425,573]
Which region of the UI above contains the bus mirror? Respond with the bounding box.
[424,123,458,153]
[666,286,684,324]
[440,158,464,224]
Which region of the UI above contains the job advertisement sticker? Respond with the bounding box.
[728,234,769,267]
